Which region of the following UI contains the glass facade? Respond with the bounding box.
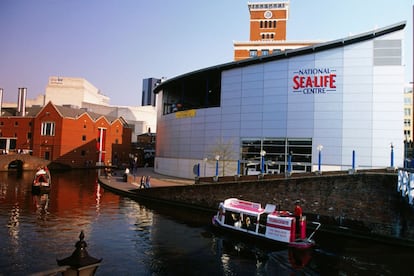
[241,138,312,174]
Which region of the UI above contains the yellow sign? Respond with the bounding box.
[175,109,196,118]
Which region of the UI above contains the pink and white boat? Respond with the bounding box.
[212,198,321,249]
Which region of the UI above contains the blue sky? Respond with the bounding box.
[0,0,413,106]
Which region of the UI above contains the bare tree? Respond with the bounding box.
[209,138,238,176]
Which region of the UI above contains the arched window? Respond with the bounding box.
[260,21,263,28]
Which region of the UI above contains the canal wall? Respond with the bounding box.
[133,170,414,243]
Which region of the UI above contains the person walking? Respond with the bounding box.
[140,176,146,189]
[145,176,151,188]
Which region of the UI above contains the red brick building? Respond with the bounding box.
[0,101,131,168]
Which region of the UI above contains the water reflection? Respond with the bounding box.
[0,170,413,275]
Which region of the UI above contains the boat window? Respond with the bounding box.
[225,211,241,226]
[244,216,257,231]
[258,214,268,234]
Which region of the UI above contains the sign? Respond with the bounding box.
[175,109,196,119]
[292,68,337,94]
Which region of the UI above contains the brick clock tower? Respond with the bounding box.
[234,1,318,61]
[248,1,288,42]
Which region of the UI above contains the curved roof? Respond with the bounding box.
[154,21,406,94]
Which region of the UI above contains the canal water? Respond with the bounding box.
[0,169,413,275]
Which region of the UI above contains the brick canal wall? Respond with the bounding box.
[134,170,414,242]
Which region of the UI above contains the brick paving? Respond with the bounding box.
[99,167,194,194]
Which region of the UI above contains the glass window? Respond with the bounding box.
[262,49,269,56]
[249,50,258,57]
[41,122,55,136]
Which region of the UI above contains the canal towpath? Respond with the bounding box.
[98,167,194,195]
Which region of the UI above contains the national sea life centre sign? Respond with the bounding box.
[292,68,337,94]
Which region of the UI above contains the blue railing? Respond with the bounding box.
[397,169,414,205]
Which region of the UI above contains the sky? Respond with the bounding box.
[0,0,413,106]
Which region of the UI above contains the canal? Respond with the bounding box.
[0,169,413,275]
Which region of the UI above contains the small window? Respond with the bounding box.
[262,49,269,56]
[81,150,86,156]
[82,135,86,141]
[249,50,258,57]
[14,122,18,126]
[41,122,55,136]
[27,132,32,139]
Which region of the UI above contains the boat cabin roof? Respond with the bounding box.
[223,198,265,215]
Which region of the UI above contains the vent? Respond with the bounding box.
[373,39,402,66]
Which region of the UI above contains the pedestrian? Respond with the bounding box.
[294,200,302,219]
[294,200,303,237]
[145,175,151,188]
[140,176,146,188]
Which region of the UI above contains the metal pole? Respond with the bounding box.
[237,160,240,175]
[288,153,292,173]
[352,150,355,170]
[318,150,321,172]
[391,144,394,167]
[215,160,219,177]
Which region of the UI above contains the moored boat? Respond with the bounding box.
[32,166,51,194]
[212,198,321,249]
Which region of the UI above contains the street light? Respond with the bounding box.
[215,155,220,177]
[317,145,323,173]
[260,150,266,174]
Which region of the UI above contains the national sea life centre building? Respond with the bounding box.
[154,22,406,179]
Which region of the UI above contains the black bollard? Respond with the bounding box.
[57,231,102,275]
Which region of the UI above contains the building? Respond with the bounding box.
[45,76,110,107]
[0,100,131,169]
[154,22,406,179]
[4,76,157,143]
[142,78,161,106]
[233,1,320,61]
[404,84,413,141]
[81,102,156,143]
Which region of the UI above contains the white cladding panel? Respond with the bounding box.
[155,27,405,178]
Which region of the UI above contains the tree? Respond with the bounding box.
[208,138,238,177]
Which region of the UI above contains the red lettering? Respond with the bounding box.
[293,75,300,89]
[329,74,336,88]
[313,76,320,87]
[293,73,337,91]
[305,76,313,87]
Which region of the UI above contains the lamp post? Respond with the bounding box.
[317,145,323,173]
[352,150,356,171]
[390,143,394,168]
[215,155,220,177]
[287,151,292,175]
[260,150,266,174]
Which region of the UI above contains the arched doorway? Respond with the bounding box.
[8,160,23,172]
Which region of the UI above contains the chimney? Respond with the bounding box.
[17,87,27,116]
